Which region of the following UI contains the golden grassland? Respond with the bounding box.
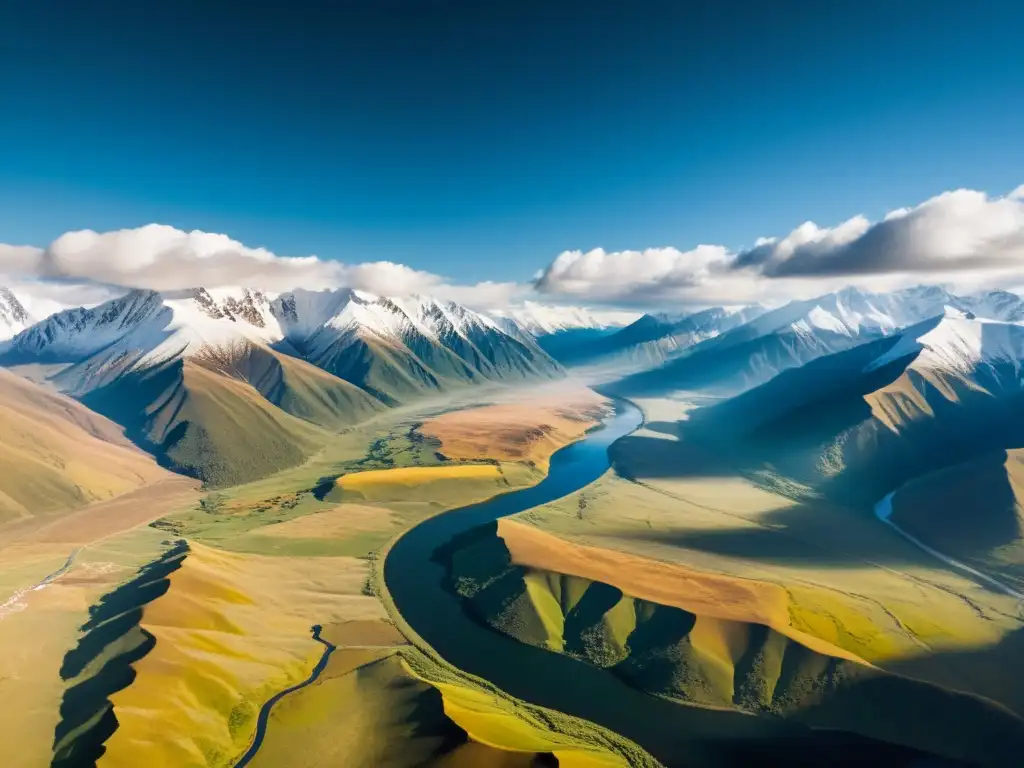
[523,471,1016,661]
[0,475,200,552]
[3,386,637,768]
[87,387,620,768]
[0,468,200,768]
[98,542,388,768]
[248,639,634,768]
[0,368,174,523]
[512,396,1024,716]
[372,514,660,768]
[496,518,866,664]
[418,388,609,472]
[0,526,172,768]
[331,463,510,502]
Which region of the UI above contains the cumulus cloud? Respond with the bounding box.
[535,245,732,303]
[24,224,348,290]
[535,186,1024,306]
[4,185,1022,316]
[735,189,1024,278]
[0,223,521,310]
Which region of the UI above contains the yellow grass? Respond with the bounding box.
[404,659,632,767]
[0,527,170,768]
[497,518,868,665]
[332,464,509,503]
[99,543,388,768]
[420,389,608,471]
[339,463,501,488]
[251,503,398,539]
[0,368,172,522]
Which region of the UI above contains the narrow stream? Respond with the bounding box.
[234,625,336,768]
[875,491,1024,604]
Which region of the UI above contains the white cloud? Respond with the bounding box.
[433,280,530,310]
[535,186,1024,306]
[0,223,523,310]
[736,189,1024,278]
[4,185,1023,317]
[535,245,731,303]
[28,224,348,290]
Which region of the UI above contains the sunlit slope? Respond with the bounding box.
[80,359,330,487]
[53,540,389,768]
[0,368,170,521]
[438,520,1024,764]
[327,464,531,506]
[191,341,384,428]
[419,391,608,471]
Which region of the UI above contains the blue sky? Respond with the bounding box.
[1,0,1022,289]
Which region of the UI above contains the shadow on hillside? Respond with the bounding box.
[434,524,1024,765]
[886,627,1024,718]
[880,450,1024,555]
[609,432,741,481]
[605,497,974,570]
[51,541,189,768]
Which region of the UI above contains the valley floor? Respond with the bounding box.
[2,383,634,768]
[6,387,1024,767]
[513,396,1024,722]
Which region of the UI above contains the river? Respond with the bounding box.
[383,399,935,766]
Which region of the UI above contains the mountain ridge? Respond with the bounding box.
[0,285,563,485]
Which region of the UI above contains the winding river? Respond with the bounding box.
[383,400,934,766]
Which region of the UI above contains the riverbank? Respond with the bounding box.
[371,397,660,767]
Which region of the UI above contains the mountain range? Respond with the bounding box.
[602,285,1024,397]
[0,285,563,486]
[679,302,1024,587]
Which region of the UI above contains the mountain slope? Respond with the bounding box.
[1,286,561,485]
[0,368,171,521]
[0,288,376,485]
[0,287,33,340]
[438,521,1024,765]
[276,290,563,404]
[608,286,974,398]
[79,358,331,487]
[190,341,384,429]
[561,305,766,370]
[887,449,1024,586]
[690,311,1024,561]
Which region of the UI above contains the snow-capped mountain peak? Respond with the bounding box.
[0,287,33,341]
[1,286,285,369]
[487,301,640,336]
[865,310,1024,376]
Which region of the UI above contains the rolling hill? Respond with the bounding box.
[0,368,171,521]
[437,520,1024,764]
